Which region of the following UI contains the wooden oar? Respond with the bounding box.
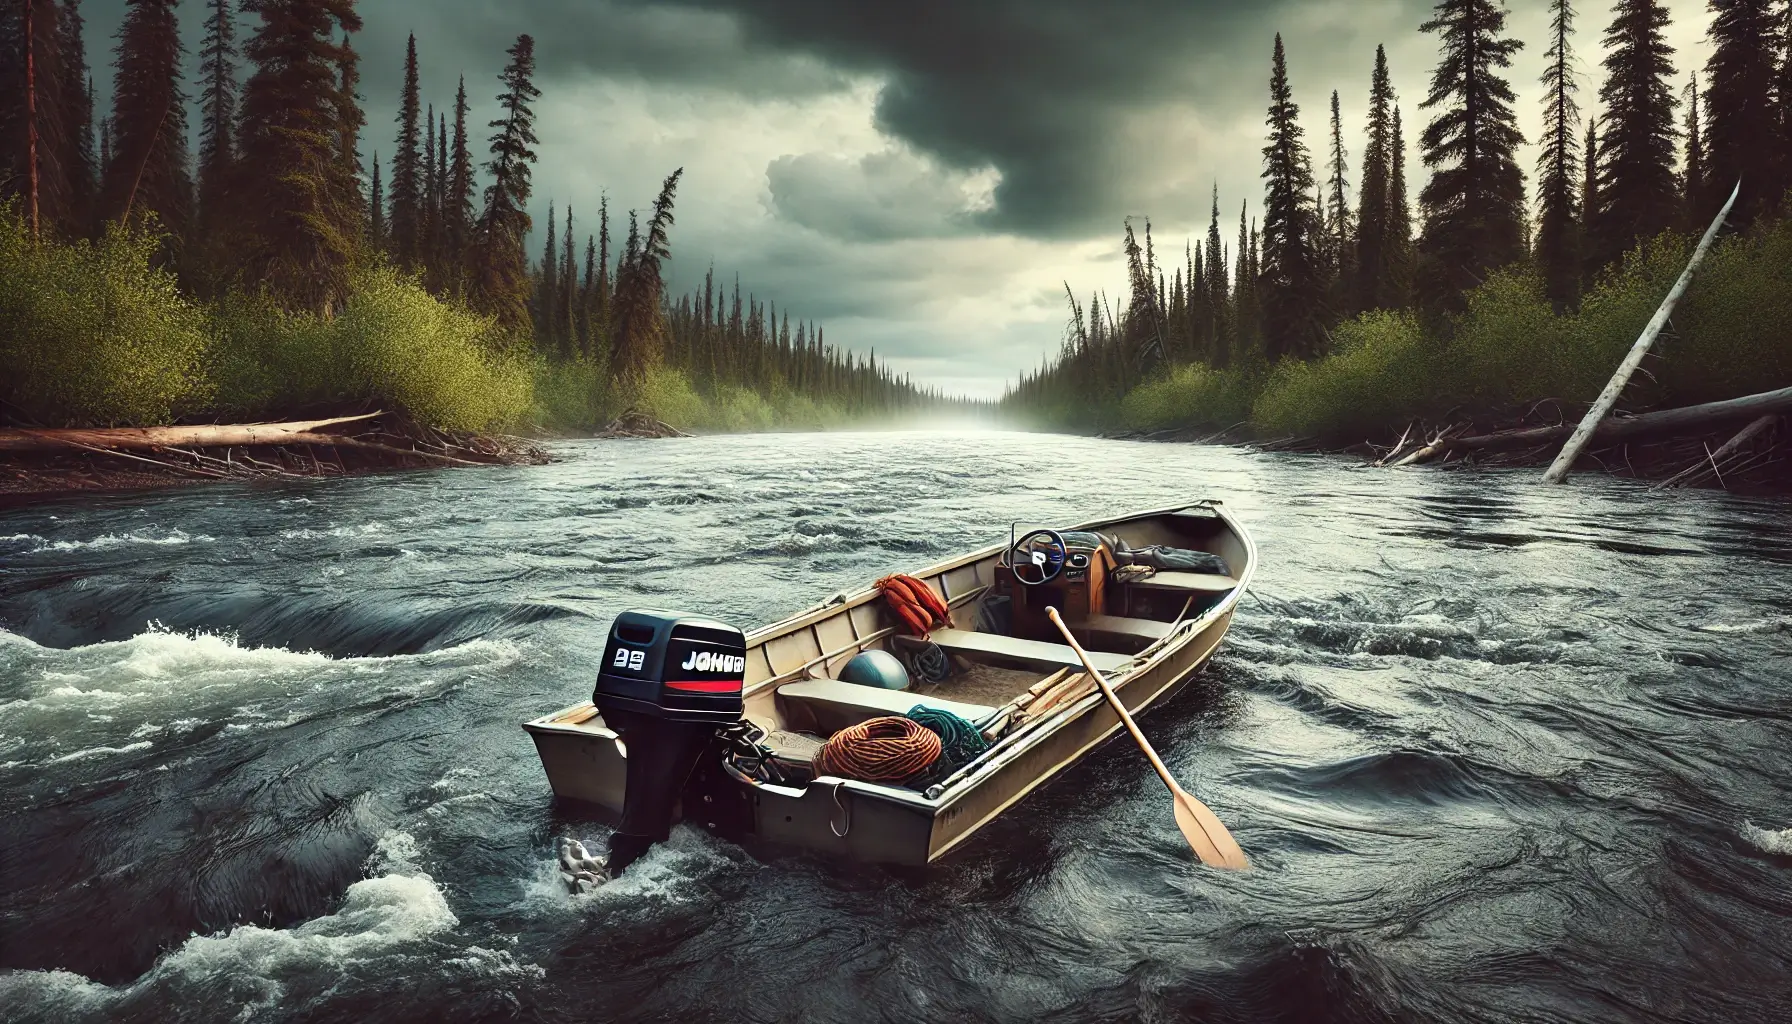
[1046,607,1250,870]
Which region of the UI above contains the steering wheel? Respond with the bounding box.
[1009,529,1068,586]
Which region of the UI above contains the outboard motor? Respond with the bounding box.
[593,610,746,875]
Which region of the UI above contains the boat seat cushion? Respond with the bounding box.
[776,679,998,735]
[1127,571,1239,594]
[928,628,1132,673]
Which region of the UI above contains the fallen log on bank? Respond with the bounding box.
[0,410,551,503]
[1396,386,1792,466]
[0,412,383,453]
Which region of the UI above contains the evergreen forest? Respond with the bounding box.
[1002,0,1792,442]
[0,1,965,433]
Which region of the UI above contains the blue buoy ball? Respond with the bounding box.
[841,650,910,690]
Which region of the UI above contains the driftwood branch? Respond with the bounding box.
[0,412,384,453]
[1398,386,1792,466]
[1653,414,1780,490]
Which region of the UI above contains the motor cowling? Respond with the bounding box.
[594,610,747,726]
[591,610,748,877]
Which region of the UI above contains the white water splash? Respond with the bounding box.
[1742,821,1792,855]
[0,528,214,554]
[0,831,481,1021]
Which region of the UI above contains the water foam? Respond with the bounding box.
[1741,821,1792,856]
[0,528,213,554]
[0,831,462,1019]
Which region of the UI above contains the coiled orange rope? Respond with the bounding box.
[814,716,942,782]
[876,574,952,637]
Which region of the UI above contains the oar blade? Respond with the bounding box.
[1172,786,1251,871]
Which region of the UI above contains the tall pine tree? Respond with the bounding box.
[1536,0,1583,312]
[1416,0,1526,313]
[1388,106,1414,305]
[1355,45,1397,314]
[469,33,540,338]
[235,0,364,313]
[1325,89,1353,295]
[389,33,422,270]
[1592,0,1678,272]
[1259,34,1325,361]
[58,1,95,237]
[1702,0,1778,225]
[1681,74,1706,228]
[368,150,384,248]
[612,169,683,389]
[1204,185,1227,366]
[102,0,190,240]
[196,0,236,230]
[445,76,474,289]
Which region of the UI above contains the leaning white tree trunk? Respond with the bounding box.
[1543,181,1741,484]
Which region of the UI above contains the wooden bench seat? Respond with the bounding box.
[776,679,999,735]
[928,628,1132,673]
[1127,571,1239,593]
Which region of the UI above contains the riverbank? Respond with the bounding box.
[0,409,550,507]
[1108,402,1792,493]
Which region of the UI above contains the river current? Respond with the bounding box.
[2,431,1790,1023]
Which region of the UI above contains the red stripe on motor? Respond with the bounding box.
[664,679,744,693]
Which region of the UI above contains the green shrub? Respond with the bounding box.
[531,356,609,432]
[1659,219,1792,405]
[1120,361,1255,432]
[0,213,213,425]
[1251,309,1434,437]
[210,266,533,432]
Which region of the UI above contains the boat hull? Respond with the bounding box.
[523,502,1254,866]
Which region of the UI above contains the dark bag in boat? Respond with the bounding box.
[1115,544,1229,575]
[1061,531,1230,576]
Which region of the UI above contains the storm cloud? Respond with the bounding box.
[75,0,1717,396]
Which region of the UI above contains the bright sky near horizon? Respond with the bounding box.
[82,1,1716,398]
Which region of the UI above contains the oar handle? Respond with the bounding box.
[1046,607,1177,792]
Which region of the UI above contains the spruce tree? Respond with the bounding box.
[469,33,541,338]
[1593,0,1678,272]
[1388,105,1413,304]
[235,0,364,314]
[1536,0,1583,312]
[1681,74,1706,227]
[58,1,95,237]
[196,0,236,229]
[336,30,363,229]
[1204,185,1227,366]
[1325,89,1353,291]
[1354,45,1396,314]
[389,33,422,270]
[1416,0,1526,313]
[445,76,473,288]
[559,205,577,357]
[1703,0,1778,225]
[102,0,190,240]
[1233,200,1257,357]
[422,101,437,272]
[536,202,558,349]
[1259,34,1325,361]
[612,170,683,389]
[369,150,385,249]
[1580,116,1601,284]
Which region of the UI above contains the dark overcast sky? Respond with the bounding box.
[79,0,1713,397]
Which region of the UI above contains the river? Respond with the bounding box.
[2,431,1790,1023]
